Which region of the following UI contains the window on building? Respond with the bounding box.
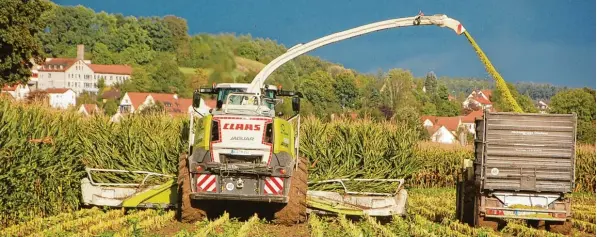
[48,73,51,78]
[110,76,113,80]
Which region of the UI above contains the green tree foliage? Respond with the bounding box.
[102,99,119,115]
[424,71,438,94]
[298,70,341,118]
[149,53,186,94]
[550,88,596,144]
[0,0,52,86]
[493,82,538,113]
[333,71,360,109]
[76,92,97,106]
[138,17,174,52]
[380,69,418,111]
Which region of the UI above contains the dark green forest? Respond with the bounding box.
[1,1,594,143]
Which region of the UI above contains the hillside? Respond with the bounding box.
[28,3,584,123]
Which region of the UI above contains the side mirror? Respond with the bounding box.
[292,97,300,113]
[192,90,202,108]
[216,100,223,109]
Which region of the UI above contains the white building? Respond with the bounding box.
[46,88,76,109]
[462,89,493,111]
[36,45,132,95]
[427,125,458,144]
[1,84,30,100]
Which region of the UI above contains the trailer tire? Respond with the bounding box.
[273,156,308,225]
[177,153,206,223]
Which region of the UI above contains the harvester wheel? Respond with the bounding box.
[177,153,206,223]
[273,156,308,225]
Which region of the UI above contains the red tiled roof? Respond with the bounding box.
[126,92,152,110]
[2,84,18,91]
[45,88,71,94]
[39,58,78,72]
[89,64,132,75]
[448,94,455,101]
[434,117,461,132]
[462,110,483,123]
[481,90,492,99]
[420,115,436,123]
[426,125,442,135]
[475,97,492,105]
[81,104,99,114]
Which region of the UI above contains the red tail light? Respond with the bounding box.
[487,209,504,215]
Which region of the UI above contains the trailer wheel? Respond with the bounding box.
[177,153,206,223]
[273,156,308,225]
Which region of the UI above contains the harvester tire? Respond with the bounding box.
[273,156,308,225]
[177,153,206,223]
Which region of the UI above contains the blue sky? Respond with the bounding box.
[55,0,595,88]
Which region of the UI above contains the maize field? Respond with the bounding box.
[1,188,594,236]
[0,99,595,236]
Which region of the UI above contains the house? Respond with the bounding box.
[45,88,76,109]
[460,110,484,133]
[1,84,30,100]
[115,92,214,118]
[426,125,458,144]
[78,104,101,116]
[537,100,549,114]
[37,45,132,95]
[462,89,493,111]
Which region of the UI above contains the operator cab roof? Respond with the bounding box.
[214,83,278,90]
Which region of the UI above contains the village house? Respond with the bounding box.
[78,104,101,116]
[45,88,76,109]
[421,116,463,144]
[537,100,549,114]
[36,45,132,95]
[1,84,30,100]
[462,89,493,111]
[111,92,216,122]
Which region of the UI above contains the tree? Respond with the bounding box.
[333,71,359,109]
[424,71,438,94]
[493,82,538,113]
[298,70,340,118]
[150,53,185,94]
[550,88,596,144]
[91,42,114,64]
[189,68,210,89]
[0,0,52,85]
[102,99,118,115]
[381,69,418,111]
[76,92,96,106]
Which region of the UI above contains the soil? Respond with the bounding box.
[177,153,206,223]
[152,221,309,237]
[152,221,196,236]
[546,221,573,235]
[273,156,308,225]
